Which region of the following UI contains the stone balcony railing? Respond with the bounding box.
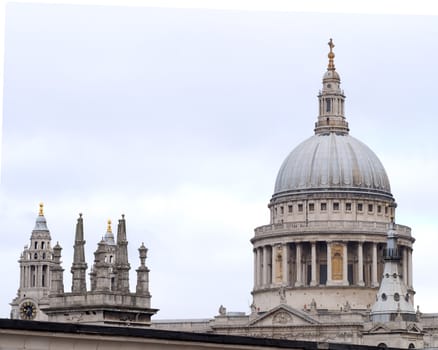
[254,221,411,238]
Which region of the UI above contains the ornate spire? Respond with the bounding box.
[33,203,50,232]
[103,219,116,245]
[71,213,87,293]
[39,202,44,216]
[314,38,349,135]
[116,214,130,292]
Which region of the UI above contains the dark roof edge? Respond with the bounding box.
[271,188,394,202]
[0,318,394,350]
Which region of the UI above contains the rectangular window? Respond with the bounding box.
[319,264,327,285]
[333,202,340,211]
[348,264,354,285]
[377,205,382,214]
[321,202,327,211]
[357,203,363,212]
[346,202,352,211]
[274,207,277,215]
[280,206,284,214]
[298,204,303,212]
[368,204,374,212]
[309,203,315,212]
[385,206,388,215]
[307,265,312,286]
[326,99,331,112]
[288,205,293,213]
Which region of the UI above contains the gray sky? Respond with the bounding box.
[1,3,438,319]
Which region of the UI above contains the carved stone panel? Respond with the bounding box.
[331,243,343,280]
[272,311,292,325]
[275,246,283,283]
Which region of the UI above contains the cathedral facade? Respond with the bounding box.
[9,40,438,349]
[152,40,431,349]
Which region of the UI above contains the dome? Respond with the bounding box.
[323,70,340,80]
[273,133,392,199]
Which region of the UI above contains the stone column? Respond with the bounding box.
[282,243,289,285]
[272,245,277,284]
[36,265,40,287]
[253,249,258,288]
[310,242,317,286]
[403,246,408,286]
[20,266,24,289]
[407,248,413,288]
[343,243,349,286]
[372,243,378,287]
[295,243,302,287]
[327,242,332,285]
[258,248,263,287]
[357,242,364,286]
[24,266,28,288]
[262,246,268,286]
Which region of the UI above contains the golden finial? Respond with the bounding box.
[327,38,335,71]
[107,219,112,233]
[39,202,44,216]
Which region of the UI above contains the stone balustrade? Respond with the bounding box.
[254,221,411,237]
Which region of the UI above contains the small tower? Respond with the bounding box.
[363,221,424,348]
[91,220,117,292]
[314,38,349,135]
[10,203,54,321]
[136,243,150,296]
[370,221,416,323]
[50,242,64,295]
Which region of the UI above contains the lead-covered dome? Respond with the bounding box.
[273,133,392,199]
[273,38,392,201]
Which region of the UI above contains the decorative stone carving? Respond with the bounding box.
[218,305,226,316]
[310,298,317,313]
[331,244,343,280]
[272,311,292,325]
[342,300,351,312]
[275,246,283,283]
[278,286,286,304]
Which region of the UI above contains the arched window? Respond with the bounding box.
[109,255,113,263]
[409,344,415,349]
[378,343,387,349]
[41,242,45,249]
[34,242,38,249]
[34,253,38,259]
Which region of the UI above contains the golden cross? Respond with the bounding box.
[328,38,335,53]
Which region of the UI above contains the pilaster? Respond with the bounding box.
[342,243,349,286]
[310,242,317,286]
[372,243,379,287]
[295,243,302,287]
[357,241,365,286]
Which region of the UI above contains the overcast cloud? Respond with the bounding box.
[1,3,438,319]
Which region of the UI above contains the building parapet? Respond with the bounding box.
[254,221,411,238]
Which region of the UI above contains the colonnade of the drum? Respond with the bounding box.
[253,241,413,289]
